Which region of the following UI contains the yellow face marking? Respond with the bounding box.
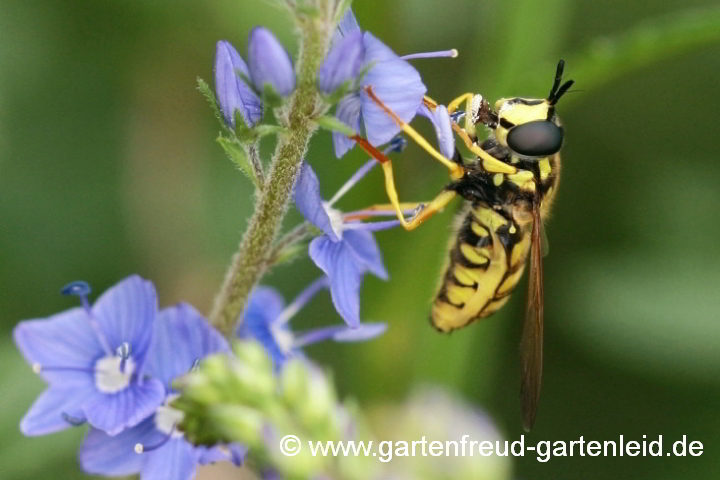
[493,98,551,148]
[471,222,489,237]
[493,173,504,186]
[496,98,550,124]
[460,244,489,265]
[509,224,517,234]
[538,158,552,180]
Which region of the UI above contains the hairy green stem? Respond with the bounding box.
[247,143,265,189]
[209,15,332,337]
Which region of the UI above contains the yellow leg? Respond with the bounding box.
[403,190,457,230]
[451,123,518,175]
[354,189,457,231]
[423,95,438,109]
[363,87,464,180]
[447,92,474,114]
[351,135,456,231]
[447,92,478,141]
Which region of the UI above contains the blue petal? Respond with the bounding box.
[214,41,263,128]
[13,307,103,385]
[293,162,338,240]
[141,438,197,480]
[248,27,295,97]
[342,228,389,280]
[309,236,363,328]
[242,286,286,325]
[83,378,165,436]
[92,275,157,377]
[20,384,94,436]
[147,304,230,391]
[332,322,387,342]
[318,31,364,94]
[228,444,249,465]
[360,33,427,147]
[336,7,361,38]
[197,445,229,465]
[78,420,157,476]
[418,104,455,159]
[333,93,363,158]
[237,287,291,366]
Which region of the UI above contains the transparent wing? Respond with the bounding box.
[520,204,544,431]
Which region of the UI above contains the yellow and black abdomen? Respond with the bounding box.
[431,202,532,333]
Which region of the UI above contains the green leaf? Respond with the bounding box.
[253,124,288,138]
[233,110,254,141]
[314,115,356,136]
[272,242,308,266]
[322,79,355,105]
[262,83,286,108]
[217,136,260,188]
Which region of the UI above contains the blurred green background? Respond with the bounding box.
[2,0,720,478]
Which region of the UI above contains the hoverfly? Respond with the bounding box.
[352,61,574,431]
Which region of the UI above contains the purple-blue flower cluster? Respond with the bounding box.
[213,8,456,162]
[322,8,457,158]
[14,6,464,480]
[14,276,240,480]
[214,28,295,129]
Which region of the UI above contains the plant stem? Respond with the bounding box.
[247,143,265,189]
[209,15,332,337]
[267,222,311,265]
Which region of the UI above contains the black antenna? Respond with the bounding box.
[548,60,565,100]
[548,59,574,105]
[550,80,575,105]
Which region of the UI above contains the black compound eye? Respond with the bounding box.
[506,120,563,157]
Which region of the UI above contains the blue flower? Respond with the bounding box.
[214,40,264,128]
[14,276,165,436]
[418,103,455,159]
[237,279,386,367]
[293,138,409,326]
[328,9,457,158]
[248,27,295,97]
[317,30,364,95]
[78,303,242,480]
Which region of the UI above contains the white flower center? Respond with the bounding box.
[271,324,295,355]
[323,202,345,239]
[94,355,135,394]
[154,394,184,438]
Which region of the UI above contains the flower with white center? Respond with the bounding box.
[14,276,165,436]
[79,303,245,480]
[293,138,410,326]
